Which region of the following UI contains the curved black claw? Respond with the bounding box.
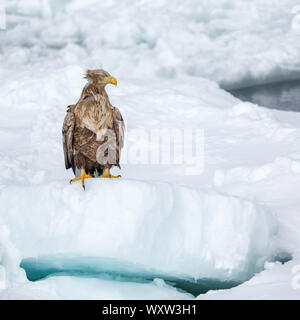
[69,179,73,184]
[82,185,85,191]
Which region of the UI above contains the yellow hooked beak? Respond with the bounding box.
[103,76,117,86]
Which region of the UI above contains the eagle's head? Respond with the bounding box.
[84,69,117,87]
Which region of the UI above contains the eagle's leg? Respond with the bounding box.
[99,168,120,178]
[70,169,92,189]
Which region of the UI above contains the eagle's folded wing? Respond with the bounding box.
[112,106,125,149]
[62,105,76,169]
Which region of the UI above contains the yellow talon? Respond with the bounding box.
[70,169,92,189]
[99,168,120,178]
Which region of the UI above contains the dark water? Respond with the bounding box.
[20,256,240,297]
[228,79,300,112]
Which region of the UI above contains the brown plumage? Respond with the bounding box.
[62,69,124,187]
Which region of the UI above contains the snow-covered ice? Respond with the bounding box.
[1,0,300,299]
[2,0,300,88]
[0,179,278,281]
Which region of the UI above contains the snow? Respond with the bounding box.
[199,260,300,300]
[1,276,193,300]
[2,0,300,89]
[1,0,300,299]
[0,216,26,289]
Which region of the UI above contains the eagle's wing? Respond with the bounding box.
[62,105,76,169]
[112,106,125,149]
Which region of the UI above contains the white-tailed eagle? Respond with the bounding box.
[62,69,125,189]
